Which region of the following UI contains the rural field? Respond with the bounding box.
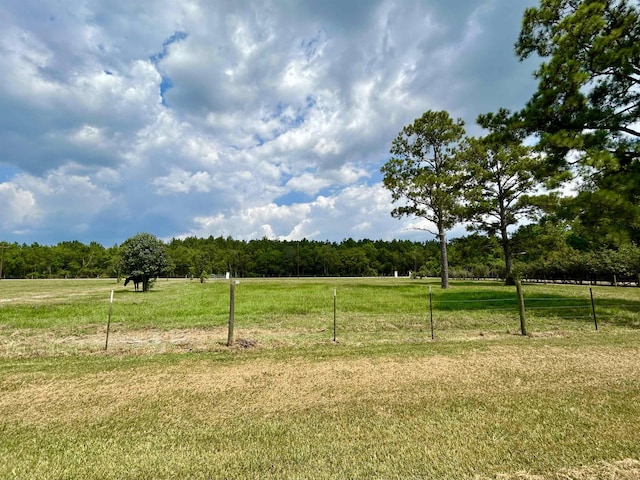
[1,277,639,479]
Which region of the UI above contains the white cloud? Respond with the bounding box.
[0,170,116,237]
[0,182,39,228]
[0,27,60,104]
[152,168,214,194]
[284,172,328,196]
[0,0,540,245]
[68,125,107,147]
[184,182,430,242]
[283,163,368,196]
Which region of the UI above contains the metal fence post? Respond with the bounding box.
[227,281,235,346]
[590,287,598,330]
[515,280,527,336]
[105,290,113,350]
[429,286,434,340]
[333,288,337,342]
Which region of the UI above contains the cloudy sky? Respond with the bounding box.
[0,0,540,246]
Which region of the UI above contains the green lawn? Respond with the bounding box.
[1,278,639,479]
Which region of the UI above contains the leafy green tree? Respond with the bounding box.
[458,133,548,283]
[252,239,283,277]
[3,243,26,278]
[338,247,370,276]
[190,251,210,282]
[166,243,195,277]
[119,233,169,291]
[0,242,13,279]
[297,240,315,276]
[511,222,572,262]
[448,234,502,277]
[317,243,339,276]
[106,245,123,281]
[381,110,466,288]
[515,0,640,245]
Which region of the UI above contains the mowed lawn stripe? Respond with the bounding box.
[1,343,639,479]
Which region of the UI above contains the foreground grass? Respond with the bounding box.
[1,341,639,479]
[1,279,639,478]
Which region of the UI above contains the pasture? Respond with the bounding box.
[1,278,639,479]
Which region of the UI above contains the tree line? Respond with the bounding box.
[1,227,640,284]
[0,236,444,280]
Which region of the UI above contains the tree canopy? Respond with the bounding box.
[458,133,546,283]
[119,233,170,291]
[515,0,640,245]
[381,110,466,288]
[2,232,640,286]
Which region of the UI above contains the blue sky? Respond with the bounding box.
[0,0,539,246]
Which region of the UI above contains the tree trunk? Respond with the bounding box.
[438,225,449,289]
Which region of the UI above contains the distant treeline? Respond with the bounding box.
[1,226,639,283]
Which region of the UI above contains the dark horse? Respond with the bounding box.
[124,275,144,292]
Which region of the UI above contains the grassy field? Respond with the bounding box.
[1,278,639,479]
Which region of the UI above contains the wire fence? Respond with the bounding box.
[316,284,640,343]
[431,295,596,319]
[222,286,640,347]
[522,297,594,321]
[443,288,636,324]
[98,280,640,350]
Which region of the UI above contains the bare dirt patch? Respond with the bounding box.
[0,326,233,358]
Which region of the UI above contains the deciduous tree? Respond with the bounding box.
[0,242,12,280]
[119,233,169,291]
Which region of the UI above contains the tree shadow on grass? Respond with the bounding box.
[431,289,640,329]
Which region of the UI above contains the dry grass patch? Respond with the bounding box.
[2,344,639,426]
[1,342,639,479]
[0,325,341,358]
[0,326,230,358]
[486,458,640,479]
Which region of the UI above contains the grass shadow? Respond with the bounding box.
[431,287,640,329]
